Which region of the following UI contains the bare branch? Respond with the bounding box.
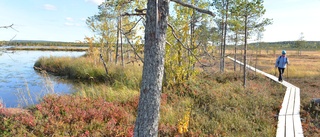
[122,33,144,63]
[167,24,211,67]
[121,13,146,16]
[0,24,19,32]
[201,44,216,59]
[135,8,147,13]
[123,17,143,35]
[0,24,13,28]
[167,23,199,50]
[171,0,215,17]
[99,48,108,75]
[9,34,17,42]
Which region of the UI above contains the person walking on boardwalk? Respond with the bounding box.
[275,50,289,82]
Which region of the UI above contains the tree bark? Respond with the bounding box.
[220,22,224,72]
[115,17,120,65]
[222,0,229,73]
[243,14,248,88]
[234,33,238,71]
[120,17,124,66]
[134,0,169,136]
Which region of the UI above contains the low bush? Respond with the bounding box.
[1,95,135,136]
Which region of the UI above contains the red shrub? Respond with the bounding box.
[31,95,134,136]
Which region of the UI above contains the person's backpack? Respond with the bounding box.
[277,56,287,64]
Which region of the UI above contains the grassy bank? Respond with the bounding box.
[34,55,142,90]
[0,53,285,136]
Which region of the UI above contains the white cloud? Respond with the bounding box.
[64,22,83,27]
[66,17,74,22]
[65,22,74,26]
[43,4,57,11]
[85,0,104,5]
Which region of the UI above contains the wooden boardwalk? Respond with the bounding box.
[227,56,304,137]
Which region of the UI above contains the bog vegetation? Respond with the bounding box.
[1,0,320,136]
[1,48,287,136]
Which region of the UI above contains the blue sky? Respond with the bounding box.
[0,0,319,42]
[0,0,103,42]
[262,0,320,42]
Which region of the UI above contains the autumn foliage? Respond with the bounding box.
[0,95,135,136]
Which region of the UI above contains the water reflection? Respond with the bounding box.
[0,50,85,107]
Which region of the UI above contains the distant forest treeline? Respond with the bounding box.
[247,41,320,50]
[1,40,320,50]
[0,40,90,47]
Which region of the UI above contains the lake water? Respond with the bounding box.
[0,50,85,108]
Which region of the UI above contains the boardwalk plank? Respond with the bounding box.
[286,87,295,115]
[294,88,301,115]
[276,116,286,137]
[286,115,294,137]
[279,88,291,115]
[294,115,304,137]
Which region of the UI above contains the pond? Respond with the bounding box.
[0,50,86,108]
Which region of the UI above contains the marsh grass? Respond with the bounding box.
[74,84,139,103]
[34,56,107,82]
[15,85,34,107]
[34,53,142,89]
[14,73,57,108]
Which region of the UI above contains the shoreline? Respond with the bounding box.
[5,46,89,51]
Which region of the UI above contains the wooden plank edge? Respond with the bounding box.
[276,115,286,137]
[293,115,304,137]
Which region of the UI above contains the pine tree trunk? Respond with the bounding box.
[220,22,224,72]
[115,17,120,65]
[243,14,248,88]
[120,17,124,66]
[134,0,169,136]
[222,0,229,73]
[234,34,238,71]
